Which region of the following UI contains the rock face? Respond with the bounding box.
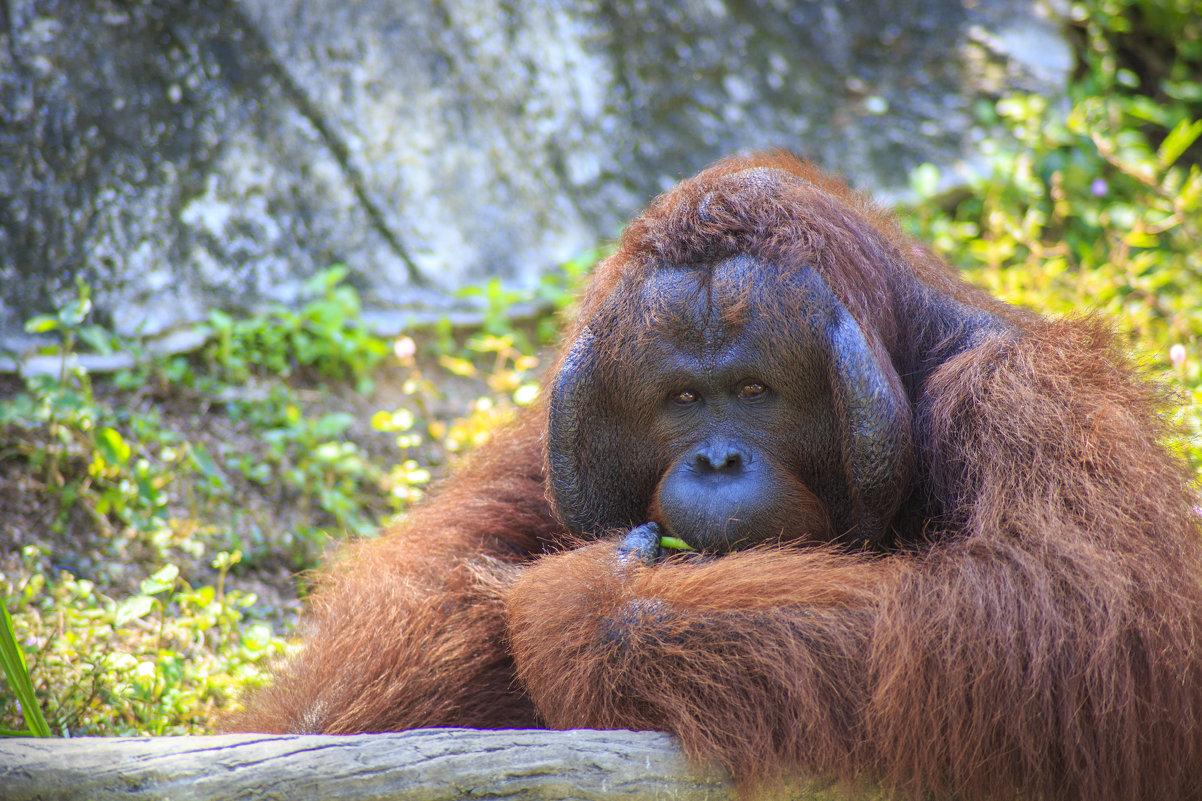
[0,0,1070,351]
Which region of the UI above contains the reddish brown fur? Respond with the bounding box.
[224,414,557,732]
[231,153,1202,801]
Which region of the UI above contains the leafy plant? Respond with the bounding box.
[206,266,390,393]
[0,597,52,737]
[902,0,1202,479]
[1,549,287,736]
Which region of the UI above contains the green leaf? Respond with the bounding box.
[76,324,115,356]
[312,412,354,439]
[1158,118,1202,169]
[188,444,227,489]
[137,473,163,510]
[207,308,234,331]
[659,536,696,552]
[23,315,59,334]
[371,409,415,432]
[115,595,155,625]
[211,550,242,570]
[438,355,476,377]
[57,297,92,328]
[313,442,345,462]
[303,265,348,296]
[0,599,53,736]
[909,163,941,199]
[95,427,131,466]
[139,564,179,596]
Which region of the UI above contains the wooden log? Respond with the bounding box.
[0,728,739,801]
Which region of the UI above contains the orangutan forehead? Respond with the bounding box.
[637,255,765,350]
[695,167,797,223]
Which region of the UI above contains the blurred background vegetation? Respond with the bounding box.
[2,0,1200,737]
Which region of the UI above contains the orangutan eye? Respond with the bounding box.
[674,389,699,405]
[738,382,766,400]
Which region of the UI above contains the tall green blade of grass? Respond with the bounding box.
[0,597,53,736]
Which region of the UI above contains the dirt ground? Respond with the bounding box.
[0,352,535,619]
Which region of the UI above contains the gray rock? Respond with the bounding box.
[0,0,1070,357]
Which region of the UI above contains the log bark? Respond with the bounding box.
[0,728,743,801]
